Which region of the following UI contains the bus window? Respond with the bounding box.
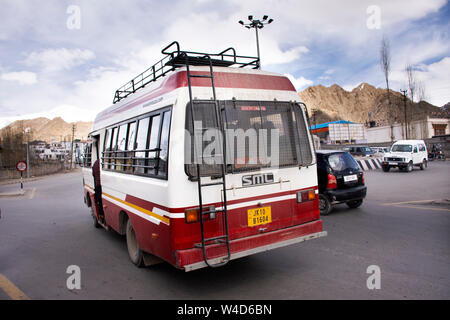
[185,100,313,178]
[147,114,161,175]
[125,121,137,173]
[134,117,150,175]
[110,127,119,170]
[103,128,112,169]
[116,123,128,171]
[158,110,171,177]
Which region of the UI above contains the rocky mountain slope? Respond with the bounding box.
[0,117,93,143]
[299,83,442,125]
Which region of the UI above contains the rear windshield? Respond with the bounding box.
[361,147,372,152]
[391,144,412,152]
[185,100,313,178]
[327,152,359,172]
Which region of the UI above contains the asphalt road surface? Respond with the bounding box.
[0,162,449,300]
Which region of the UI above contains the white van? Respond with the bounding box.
[381,140,428,172]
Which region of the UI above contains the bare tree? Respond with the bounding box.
[380,35,393,140]
[417,81,427,102]
[405,63,417,103]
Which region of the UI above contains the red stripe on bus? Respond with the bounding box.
[95,71,295,123]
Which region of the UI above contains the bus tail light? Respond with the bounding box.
[185,206,216,224]
[327,174,337,189]
[297,189,316,203]
[185,208,200,223]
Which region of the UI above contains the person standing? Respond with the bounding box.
[92,159,105,223]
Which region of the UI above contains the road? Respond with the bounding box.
[0,162,449,300]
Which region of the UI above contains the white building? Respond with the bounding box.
[365,116,449,143]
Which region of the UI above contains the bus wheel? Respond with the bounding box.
[91,205,100,228]
[126,219,144,267]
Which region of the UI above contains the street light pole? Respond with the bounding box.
[254,25,260,68]
[25,127,30,178]
[239,15,274,69]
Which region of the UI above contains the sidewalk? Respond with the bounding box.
[0,168,82,186]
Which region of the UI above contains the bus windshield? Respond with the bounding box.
[391,144,412,152]
[185,100,313,177]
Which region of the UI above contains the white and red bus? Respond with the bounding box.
[82,42,326,271]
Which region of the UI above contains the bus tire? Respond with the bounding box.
[126,219,145,267]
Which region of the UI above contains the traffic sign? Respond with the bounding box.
[16,161,27,172]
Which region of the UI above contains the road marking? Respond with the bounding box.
[386,204,450,212]
[28,188,36,199]
[382,200,450,212]
[0,273,30,300]
[383,199,443,206]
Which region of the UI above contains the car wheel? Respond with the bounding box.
[382,165,390,172]
[406,161,413,172]
[319,194,332,216]
[346,199,363,209]
[126,219,145,267]
[420,159,427,170]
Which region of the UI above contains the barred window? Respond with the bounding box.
[101,106,172,179]
[185,100,313,178]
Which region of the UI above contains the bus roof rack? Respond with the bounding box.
[113,41,260,104]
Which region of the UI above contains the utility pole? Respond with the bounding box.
[70,124,76,169]
[401,89,408,139]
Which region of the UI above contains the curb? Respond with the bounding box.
[0,190,26,197]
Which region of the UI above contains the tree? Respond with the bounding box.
[380,35,393,141]
[405,63,417,103]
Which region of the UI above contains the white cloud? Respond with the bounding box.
[0,0,448,126]
[412,57,450,106]
[284,73,313,91]
[24,48,95,72]
[1,71,37,85]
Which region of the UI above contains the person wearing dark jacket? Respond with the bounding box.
[92,159,105,223]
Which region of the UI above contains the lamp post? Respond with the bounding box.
[239,15,273,69]
[25,127,30,178]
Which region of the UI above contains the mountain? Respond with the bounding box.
[299,83,442,126]
[0,117,93,143]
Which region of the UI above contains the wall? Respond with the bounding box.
[0,161,65,180]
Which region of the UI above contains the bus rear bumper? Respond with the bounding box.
[176,219,326,272]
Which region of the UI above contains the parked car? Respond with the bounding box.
[342,146,375,157]
[316,150,367,215]
[381,140,428,172]
[371,147,390,155]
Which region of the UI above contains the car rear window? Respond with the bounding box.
[327,152,359,172]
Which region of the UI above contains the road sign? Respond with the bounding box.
[16,161,27,172]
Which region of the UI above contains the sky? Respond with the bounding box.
[0,0,449,128]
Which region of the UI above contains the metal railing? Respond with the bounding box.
[113,41,259,104]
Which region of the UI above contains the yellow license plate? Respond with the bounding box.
[248,206,272,227]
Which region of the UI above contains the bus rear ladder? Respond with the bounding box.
[186,55,231,268]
